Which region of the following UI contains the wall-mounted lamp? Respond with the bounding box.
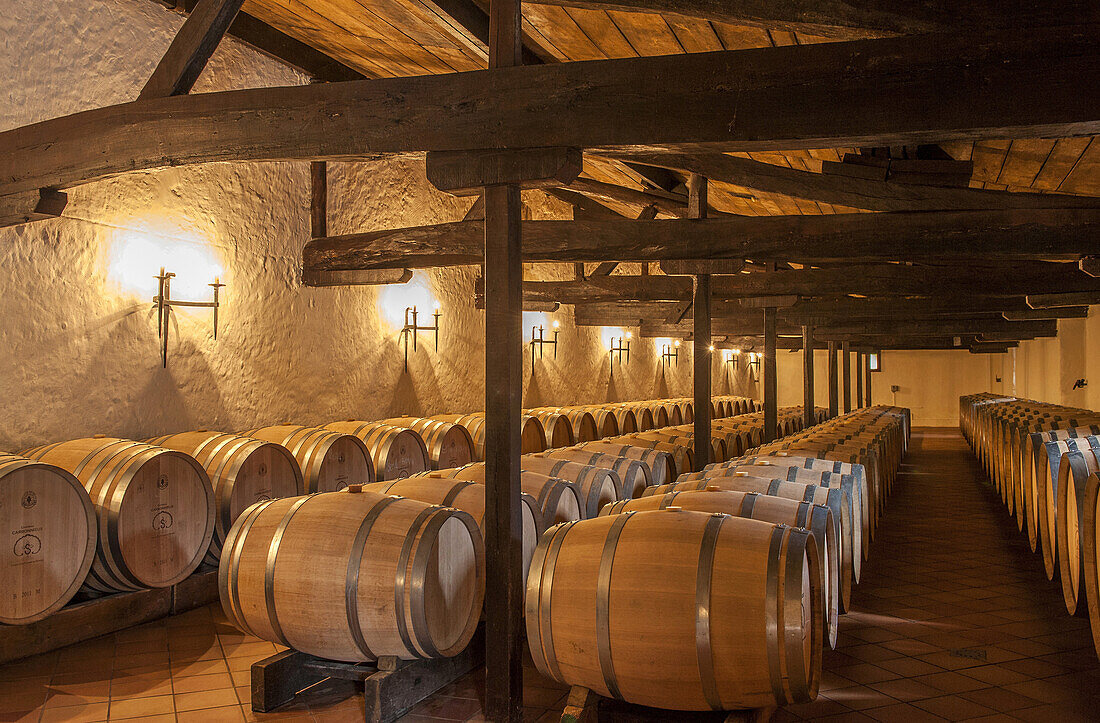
[531,319,560,363]
[609,332,631,377]
[400,302,441,372]
[747,352,762,376]
[153,267,224,368]
[660,339,680,367]
[723,348,741,367]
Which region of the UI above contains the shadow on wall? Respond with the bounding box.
[653,365,671,399]
[523,366,547,408]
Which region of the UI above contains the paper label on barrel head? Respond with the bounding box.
[10,524,44,565]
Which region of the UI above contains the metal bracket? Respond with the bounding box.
[400,305,441,373]
[152,267,224,368]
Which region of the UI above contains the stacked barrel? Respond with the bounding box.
[526,405,908,713]
[960,394,1100,659]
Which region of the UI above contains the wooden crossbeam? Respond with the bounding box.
[140,0,244,99]
[301,210,1100,276]
[1026,292,1100,308]
[3,27,1098,200]
[0,188,67,228]
[524,0,1098,37]
[510,265,1100,303]
[426,147,582,195]
[606,150,1100,213]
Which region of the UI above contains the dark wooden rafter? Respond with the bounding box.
[140,0,245,99]
[3,27,1099,201]
[158,0,366,81]
[505,264,1100,303]
[426,147,582,195]
[605,150,1100,213]
[521,0,1099,38]
[0,188,67,228]
[300,209,1100,275]
[637,317,1056,340]
[1026,292,1100,308]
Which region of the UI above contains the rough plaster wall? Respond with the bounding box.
[0,0,758,451]
[1087,308,1100,412]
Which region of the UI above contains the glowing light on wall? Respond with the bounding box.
[107,229,224,305]
[378,273,437,334]
[523,311,549,340]
[601,327,631,350]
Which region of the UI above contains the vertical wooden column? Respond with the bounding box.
[689,174,711,468]
[842,342,852,413]
[484,1,523,720]
[865,354,873,406]
[763,307,778,443]
[827,341,839,418]
[802,325,815,429]
[855,351,864,408]
[310,161,326,239]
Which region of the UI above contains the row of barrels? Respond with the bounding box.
[960,393,1100,659]
[526,406,908,712]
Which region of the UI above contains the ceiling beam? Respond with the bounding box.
[160,0,366,81]
[0,188,67,228]
[140,0,244,100]
[1026,292,1100,308]
[301,209,1100,275]
[605,150,1100,212]
[508,265,1100,303]
[3,27,1098,199]
[523,0,1098,38]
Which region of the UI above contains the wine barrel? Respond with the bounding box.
[367,476,541,581]
[551,409,599,443]
[148,432,304,565]
[664,403,684,427]
[381,418,476,471]
[1024,427,1100,556]
[584,409,620,439]
[1038,434,1100,579]
[0,455,96,624]
[437,466,583,528]
[631,407,655,432]
[608,408,638,435]
[22,437,214,593]
[324,422,429,481]
[651,405,670,429]
[1080,469,1100,659]
[539,449,651,500]
[520,457,620,517]
[576,443,675,487]
[602,489,840,649]
[432,413,547,457]
[645,474,855,607]
[526,510,821,709]
[1055,445,1100,615]
[242,426,374,493]
[529,412,576,449]
[220,488,484,662]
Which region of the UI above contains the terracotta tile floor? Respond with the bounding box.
[2,428,1097,722]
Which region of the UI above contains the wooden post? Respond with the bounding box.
[827,341,839,418]
[484,1,523,720]
[689,173,711,469]
[855,351,864,408]
[865,353,873,406]
[763,307,778,443]
[842,342,852,413]
[802,324,815,429]
[310,161,326,239]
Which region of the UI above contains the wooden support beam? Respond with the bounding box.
[842,342,852,413]
[508,265,1100,304]
[426,147,582,195]
[970,342,1015,354]
[855,352,864,408]
[739,295,801,309]
[547,188,622,219]
[522,0,1098,37]
[139,0,244,99]
[300,210,1100,274]
[865,353,872,406]
[303,269,413,286]
[690,174,711,469]
[4,27,1099,198]
[0,188,66,228]
[160,0,366,81]
[1081,257,1100,278]
[814,319,1057,339]
[803,325,815,428]
[310,161,327,239]
[416,0,553,65]
[827,341,839,418]
[605,150,1100,213]
[1002,306,1088,321]
[1027,292,1100,308]
[590,262,619,277]
[763,307,778,443]
[483,0,523,719]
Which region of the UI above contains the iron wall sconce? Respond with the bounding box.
[153,267,224,369]
[531,321,560,363]
[747,352,762,376]
[723,348,741,368]
[609,333,631,377]
[401,303,441,372]
[660,339,680,367]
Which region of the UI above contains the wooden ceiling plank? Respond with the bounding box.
[1058,136,1100,196]
[563,7,638,57]
[664,16,725,53]
[996,138,1057,189]
[522,3,608,59]
[1031,137,1094,191]
[606,9,684,55]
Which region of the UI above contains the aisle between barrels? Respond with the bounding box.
[1,428,1097,721]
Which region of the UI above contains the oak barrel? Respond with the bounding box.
[0,455,97,624]
[539,448,652,500]
[520,457,620,517]
[432,413,547,457]
[1080,468,1100,659]
[528,412,576,449]
[325,421,430,481]
[382,417,476,470]
[147,432,303,565]
[1055,444,1100,615]
[575,442,675,487]
[436,466,583,528]
[526,510,821,710]
[241,425,374,493]
[367,476,541,581]
[220,488,484,662]
[602,489,840,649]
[22,437,215,593]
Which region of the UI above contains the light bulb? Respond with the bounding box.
[552,320,560,329]
[708,345,715,352]
[433,301,441,311]
[674,340,680,348]
[625,331,633,340]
